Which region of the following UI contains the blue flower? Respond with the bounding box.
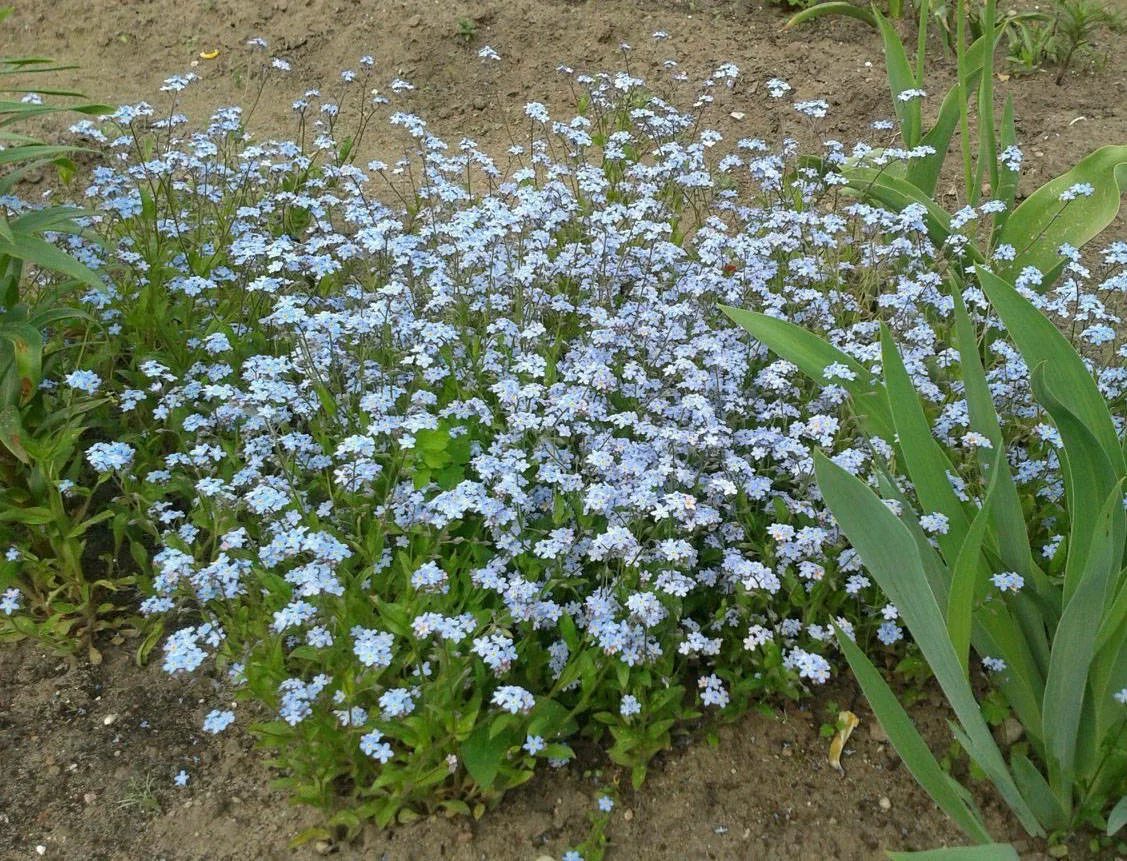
[202,709,235,734]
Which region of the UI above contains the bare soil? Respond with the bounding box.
[2,1,1125,859]
[1,640,1025,861]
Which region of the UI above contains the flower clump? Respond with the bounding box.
[8,47,1124,826]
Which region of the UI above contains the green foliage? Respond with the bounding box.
[1006,0,1125,80]
[0,9,129,658]
[726,268,1127,847]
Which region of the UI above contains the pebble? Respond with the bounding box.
[878,796,891,811]
[999,717,1024,745]
[103,714,117,726]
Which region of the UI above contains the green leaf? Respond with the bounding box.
[977,267,1123,478]
[719,305,896,443]
[1029,362,1119,605]
[814,451,1043,836]
[950,289,1036,581]
[886,845,1019,860]
[838,165,965,256]
[1107,795,1127,836]
[908,32,993,197]
[1039,472,1124,803]
[998,145,1127,286]
[1010,752,1068,832]
[460,718,515,790]
[835,625,993,844]
[991,96,1019,237]
[880,325,970,561]
[947,458,997,675]
[0,319,41,402]
[0,232,103,290]
[0,403,29,463]
[874,6,921,147]
[784,2,877,29]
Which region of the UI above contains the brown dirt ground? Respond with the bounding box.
[2,1,1126,859]
[1,640,1027,861]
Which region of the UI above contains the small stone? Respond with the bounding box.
[313,840,334,856]
[868,721,888,743]
[35,847,46,856]
[729,111,745,120]
[83,792,97,805]
[407,13,421,27]
[103,714,118,726]
[878,796,891,811]
[623,808,634,822]
[999,717,1024,745]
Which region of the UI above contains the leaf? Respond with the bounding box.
[460,718,515,790]
[908,32,993,197]
[991,96,1019,237]
[835,625,993,844]
[0,232,103,290]
[0,403,29,463]
[947,459,997,675]
[1107,795,1127,836]
[977,267,1123,477]
[784,2,877,29]
[1039,472,1123,800]
[0,319,42,403]
[838,165,964,255]
[880,325,971,561]
[719,305,896,443]
[815,452,1044,836]
[950,289,1036,580]
[874,7,921,147]
[886,845,1019,860]
[1029,362,1119,605]
[998,145,1127,286]
[1010,753,1068,832]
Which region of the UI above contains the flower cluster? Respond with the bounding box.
[11,47,1121,827]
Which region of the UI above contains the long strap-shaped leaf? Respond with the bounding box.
[997,146,1127,286]
[835,624,995,845]
[880,326,972,559]
[720,305,896,442]
[815,451,1044,836]
[977,268,1123,496]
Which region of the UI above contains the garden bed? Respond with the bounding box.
[2,1,1126,859]
[2,639,1012,860]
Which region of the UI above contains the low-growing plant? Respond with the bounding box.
[1006,0,1126,82]
[4,28,1125,850]
[17,44,1078,836]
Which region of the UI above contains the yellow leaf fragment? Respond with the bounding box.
[828,709,860,773]
[199,49,220,60]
